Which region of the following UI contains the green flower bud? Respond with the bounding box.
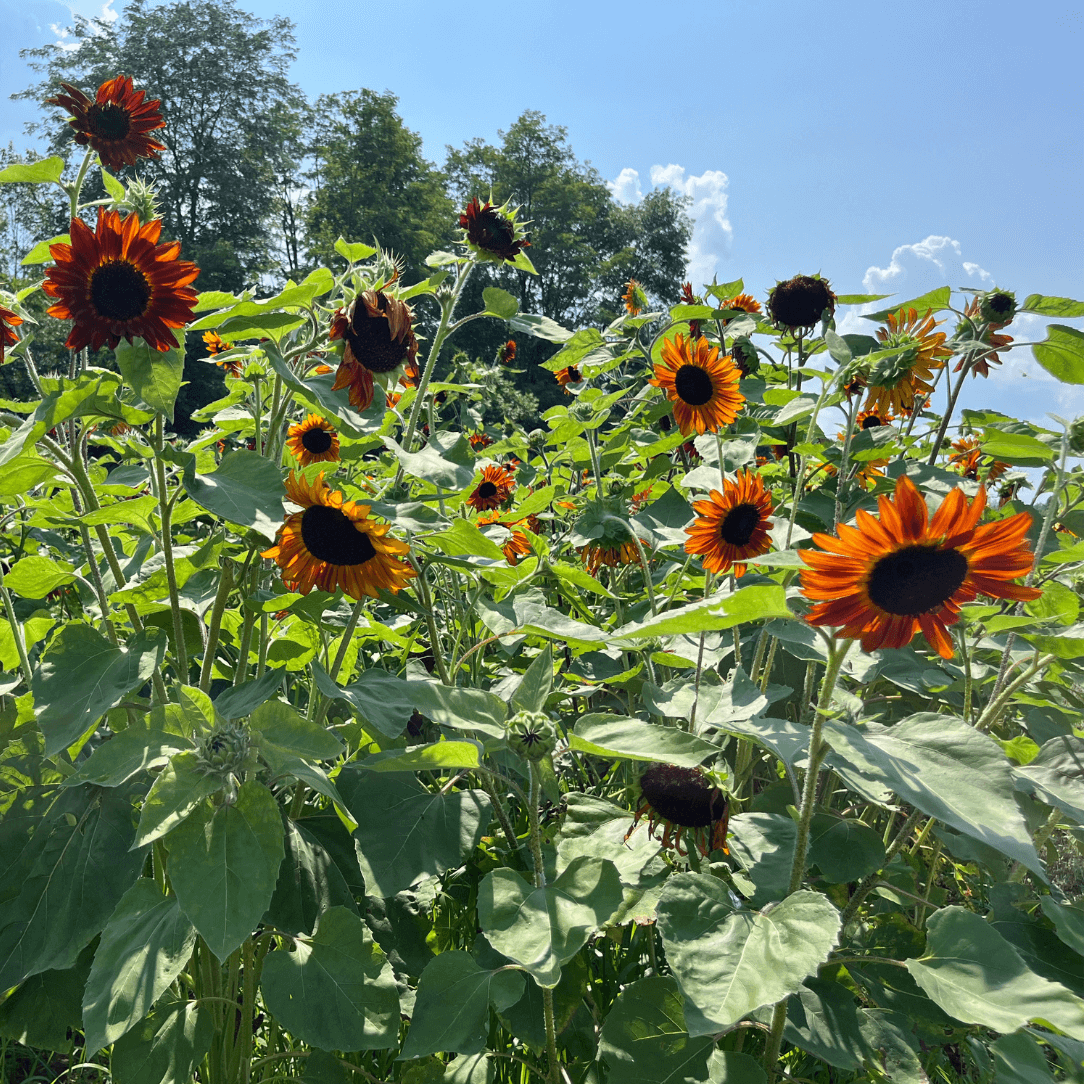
[527,428,546,447]
[196,722,251,778]
[507,711,556,761]
[979,289,1016,327]
[1069,417,1084,456]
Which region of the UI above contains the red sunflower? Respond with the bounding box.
[466,464,515,512]
[685,470,774,576]
[0,305,23,363]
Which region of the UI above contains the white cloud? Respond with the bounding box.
[861,235,993,293]
[50,0,117,46]
[606,168,643,206]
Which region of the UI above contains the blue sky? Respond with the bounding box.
[2,0,1082,422]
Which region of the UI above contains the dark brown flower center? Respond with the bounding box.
[640,764,726,828]
[861,414,885,429]
[90,260,151,322]
[345,298,410,374]
[867,545,968,615]
[301,426,333,454]
[769,275,835,330]
[674,364,714,406]
[88,103,132,141]
[988,292,1013,317]
[720,502,761,547]
[567,366,581,382]
[477,481,498,500]
[300,504,376,566]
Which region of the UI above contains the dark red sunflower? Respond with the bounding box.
[556,365,582,389]
[42,209,199,353]
[466,464,515,512]
[459,197,529,263]
[330,290,419,377]
[499,339,517,364]
[767,274,836,332]
[949,437,1009,484]
[685,470,774,576]
[0,305,23,363]
[47,75,165,172]
[626,764,729,857]
[469,431,494,451]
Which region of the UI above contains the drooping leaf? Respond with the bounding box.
[174,448,286,540]
[726,814,797,909]
[612,585,791,640]
[862,287,952,323]
[784,979,868,1070]
[260,906,400,1051]
[570,715,717,768]
[109,998,213,1084]
[990,1031,1059,1084]
[1032,325,1084,385]
[116,336,185,421]
[385,434,475,489]
[482,287,520,319]
[808,816,886,885]
[249,698,343,761]
[212,667,285,720]
[65,721,190,789]
[132,752,223,848]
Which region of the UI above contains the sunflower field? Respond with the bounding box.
[2,76,1084,1084]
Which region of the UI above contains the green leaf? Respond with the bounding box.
[4,555,75,597]
[20,233,69,266]
[773,396,818,427]
[173,448,286,540]
[508,313,573,343]
[862,287,952,323]
[100,166,125,201]
[655,876,841,1035]
[110,998,213,1084]
[597,974,716,1084]
[250,699,343,761]
[1026,581,1080,625]
[32,626,167,756]
[570,715,717,768]
[784,979,867,1070]
[0,942,94,1054]
[133,753,223,847]
[906,907,1084,1036]
[478,857,624,987]
[726,815,797,909]
[384,435,475,490]
[0,453,61,496]
[334,237,378,263]
[402,950,524,1057]
[66,720,190,788]
[613,585,791,640]
[836,294,891,305]
[358,741,481,773]
[1022,294,1084,318]
[0,157,64,184]
[821,714,1046,878]
[260,906,400,1051]
[430,519,508,562]
[213,667,284,720]
[980,429,1055,464]
[1041,896,1084,957]
[82,880,197,1053]
[340,769,493,897]
[1013,735,1084,823]
[808,817,886,884]
[482,287,520,320]
[1033,325,1084,384]
[991,1031,1058,1084]
[116,336,185,421]
[510,644,553,715]
[168,781,284,960]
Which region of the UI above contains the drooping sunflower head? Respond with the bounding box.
[627,764,729,857]
[47,75,165,172]
[286,414,340,467]
[866,307,952,416]
[730,338,759,377]
[623,279,646,316]
[679,282,697,305]
[0,305,23,363]
[556,365,582,388]
[330,289,418,377]
[767,274,836,332]
[458,197,530,264]
[685,470,775,577]
[799,473,1041,658]
[954,296,1014,379]
[262,472,416,600]
[651,334,745,435]
[42,209,199,353]
[466,464,515,512]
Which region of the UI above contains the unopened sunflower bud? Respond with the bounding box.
[1069,417,1084,456]
[527,428,546,447]
[507,711,556,761]
[569,399,594,422]
[109,175,160,223]
[979,289,1016,327]
[196,722,251,778]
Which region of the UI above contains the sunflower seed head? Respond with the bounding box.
[978,289,1016,327]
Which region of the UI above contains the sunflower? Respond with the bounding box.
[400,357,421,388]
[262,472,416,600]
[723,292,762,317]
[330,355,374,410]
[631,486,653,513]
[478,511,535,565]
[684,470,774,576]
[0,305,23,363]
[330,290,418,380]
[468,431,493,451]
[767,274,836,331]
[499,339,516,364]
[555,365,582,388]
[459,197,529,263]
[202,330,242,377]
[286,415,340,467]
[466,464,515,512]
[864,307,952,417]
[679,283,702,338]
[580,539,640,575]
[949,437,1009,484]
[623,279,645,316]
[625,764,729,857]
[842,372,867,399]
[42,210,199,353]
[47,75,165,172]
[855,408,894,430]
[799,473,1040,658]
[731,338,759,377]
[651,334,745,435]
[954,297,1013,379]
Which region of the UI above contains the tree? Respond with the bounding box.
[16,0,306,293]
[304,89,455,281]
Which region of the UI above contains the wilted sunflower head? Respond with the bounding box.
[627,764,729,857]
[730,338,759,377]
[459,196,530,264]
[499,339,517,364]
[330,289,418,376]
[556,365,582,388]
[954,296,1014,378]
[767,274,836,332]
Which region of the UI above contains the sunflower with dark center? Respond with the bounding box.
[459,197,529,263]
[954,297,1014,378]
[466,464,515,512]
[949,437,1009,484]
[579,539,640,576]
[556,365,582,388]
[864,307,952,417]
[767,274,836,331]
[622,279,645,316]
[47,75,165,172]
[0,305,23,363]
[626,764,730,857]
[469,431,493,450]
[856,408,894,430]
[685,470,774,576]
[799,473,1040,658]
[723,292,762,318]
[651,333,745,435]
[262,472,416,600]
[203,330,242,377]
[330,289,418,382]
[42,209,199,353]
[286,415,340,467]
[499,339,517,364]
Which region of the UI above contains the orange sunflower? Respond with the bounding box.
[262,472,415,600]
[466,464,515,512]
[685,470,774,576]
[555,365,582,389]
[499,339,516,364]
[329,290,418,409]
[478,510,536,565]
[623,279,645,316]
[949,437,1009,484]
[203,330,242,377]
[865,308,952,417]
[43,209,199,353]
[47,75,165,172]
[0,305,23,363]
[468,431,493,450]
[651,334,744,435]
[723,293,762,317]
[799,473,1040,658]
[580,539,640,575]
[286,414,340,467]
[954,297,1013,378]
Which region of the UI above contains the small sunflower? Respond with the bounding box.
[623,279,646,316]
[651,334,745,435]
[47,75,165,172]
[478,511,535,565]
[459,197,529,263]
[767,274,836,332]
[286,414,340,467]
[949,437,1008,484]
[723,293,762,317]
[685,470,774,576]
[466,464,515,512]
[499,339,516,364]
[203,330,242,377]
[954,297,1013,379]
[400,357,421,388]
[555,365,582,388]
[0,305,23,363]
[799,473,1040,658]
[842,372,867,399]
[262,472,416,600]
[631,486,653,513]
[580,539,640,575]
[626,764,729,857]
[855,408,894,430]
[468,431,494,451]
[731,338,759,377]
[865,307,952,417]
[42,209,199,353]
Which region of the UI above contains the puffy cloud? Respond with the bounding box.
[862,235,993,294]
[607,163,732,287]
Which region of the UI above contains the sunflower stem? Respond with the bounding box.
[833,394,859,532]
[67,147,95,219]
[200,560,234,693]
[0,570,33,691]
[839,808,925,930]
[925,357,972,466]
[785,370,835,548]
[586,426,603,493]
[153,414,190,682]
